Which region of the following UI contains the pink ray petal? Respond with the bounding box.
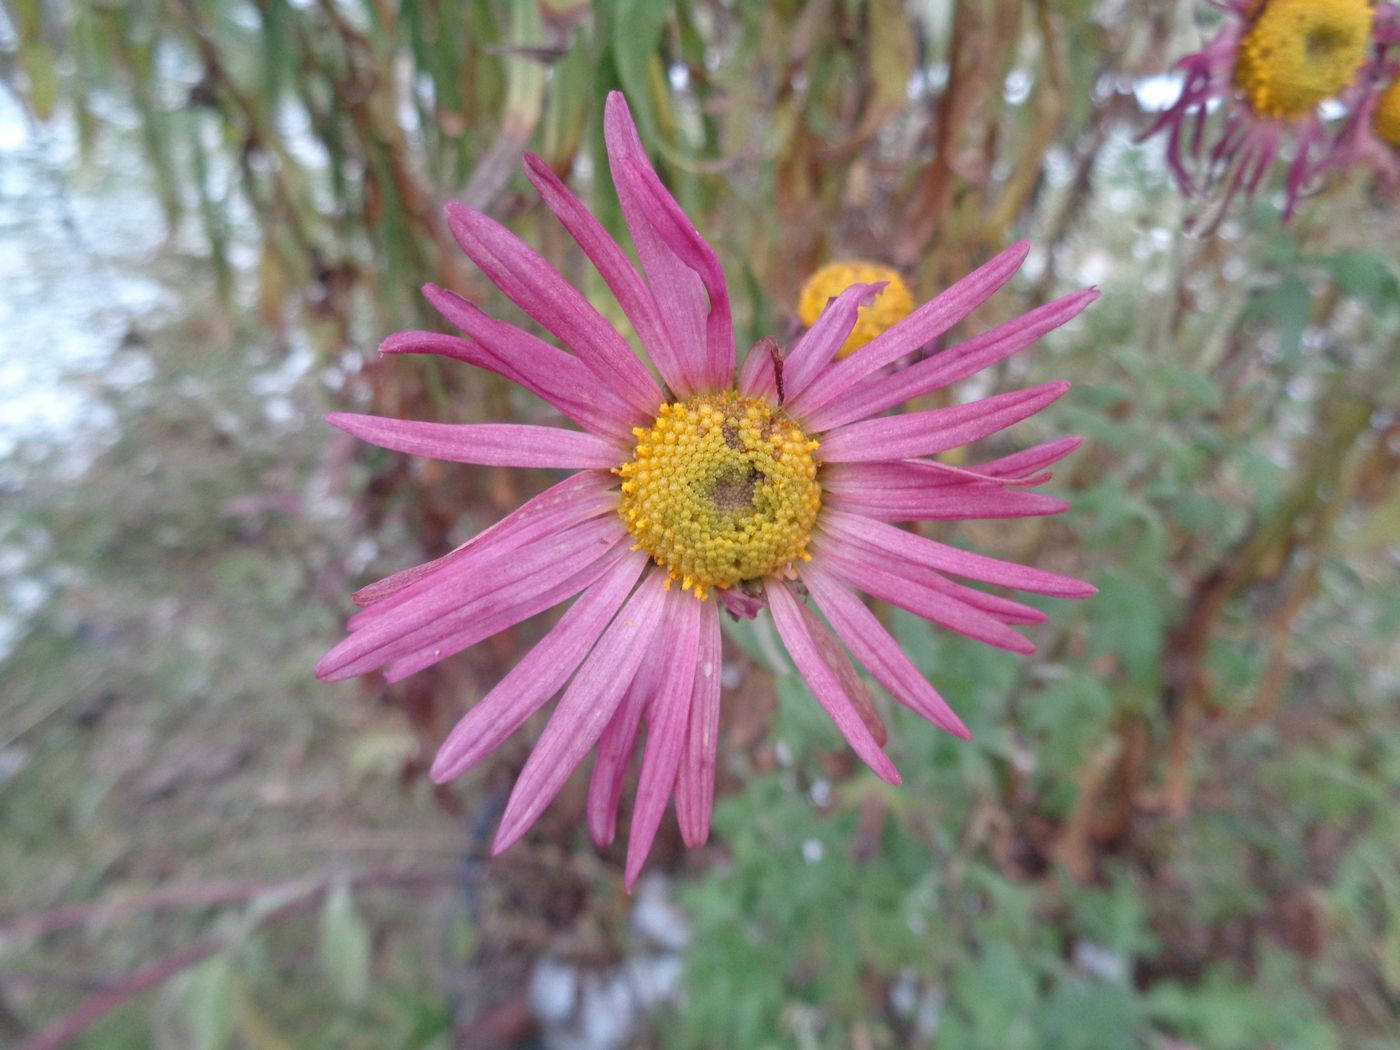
[604,92,735,394]
[806,287,1098,431]
[881,553,1050,626]
[352,471,616,608]
[333,534,628,685]
[414,287,635,437]
[492,571,670,853]
[674,599,722,847]
[817,382,1070,463]
[822,509,1095,598]
[787,240,1030,420]
[523,152,688,398]
[326,413,624,470]
[813,539,1036,654]
[383,544,630,682]
[767,581,901,784]
[378,330,481,363]
[347,509,621,637]
[825,484,1070,523]
[832,538,1049,626]
[444,202,661,417]
[430,550,650,783]
[625,591,702,888]
[824,457,1053,492]
[973,436,1083,481]
[587,651,662,847]
[317,516,627,680]
[367,531,629,680]
[781,282,884,403]
[801,565,969,739]
[617,156,737,393]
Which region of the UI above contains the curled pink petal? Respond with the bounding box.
[780,282,884,404]
[523,152,688,396]
[604,92,735,394]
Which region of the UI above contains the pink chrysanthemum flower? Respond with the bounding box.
[1144,0,1383,225]
[318,93,1096,886]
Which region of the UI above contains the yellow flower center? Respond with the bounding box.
[797,261,915,359]
[616,393,821,598]
[1373,75,1400,148]
[1233,0,1372,120]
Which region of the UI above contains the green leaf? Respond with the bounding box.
[319,881,372,1005]
[181,953,237,1050]
[1243,276,1310,361]
[608,0,673,144]
[1085,568,1165,689]
[1311,251,1400,309]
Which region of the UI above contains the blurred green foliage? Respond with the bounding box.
[2,1,1399,1048]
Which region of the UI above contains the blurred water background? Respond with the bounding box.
[1,1,1398,1048]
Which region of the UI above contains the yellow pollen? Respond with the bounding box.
[1373,75,1400,148]
[615,392,822,599]
[797,261,915,359]
[1233,0,1372,120]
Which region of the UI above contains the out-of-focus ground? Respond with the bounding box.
[2,2,1399,1048]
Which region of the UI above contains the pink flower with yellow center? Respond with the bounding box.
[1145,0,1389,225]
[1318,8,1400,186]
[318,93,1096,886]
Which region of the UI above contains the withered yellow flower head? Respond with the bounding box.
[1233,0,1372,120]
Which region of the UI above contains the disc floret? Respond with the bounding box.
[1233,0,1372,120]
[617,393,821,598]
